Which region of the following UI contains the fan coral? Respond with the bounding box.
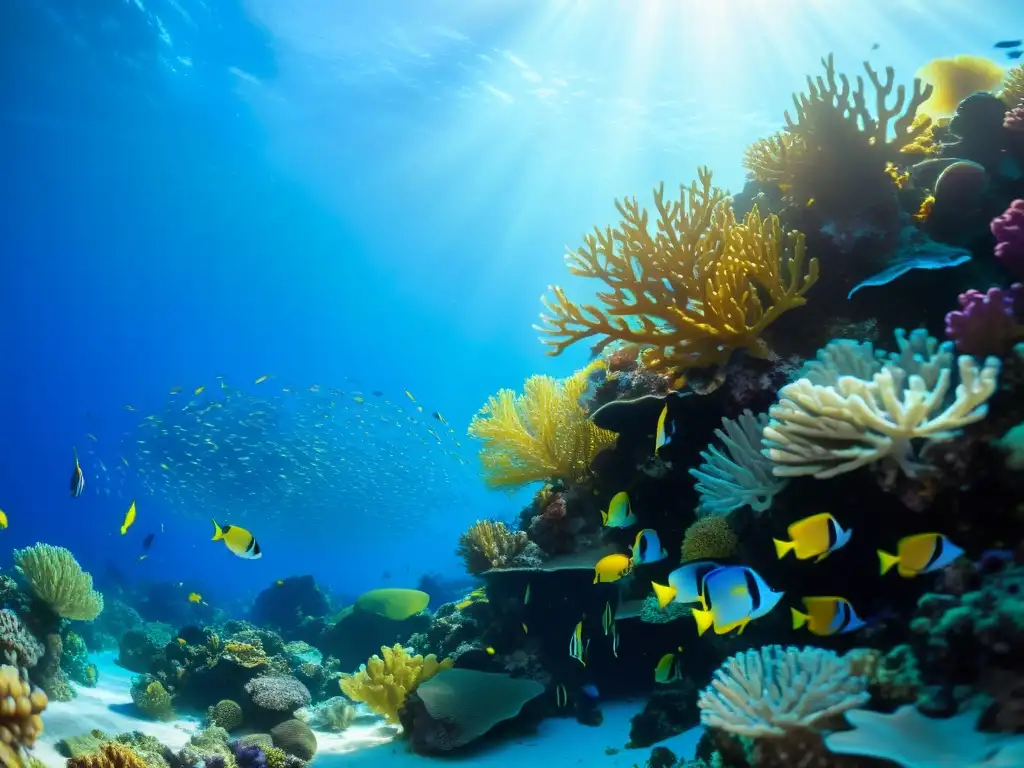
[680,517,738,563]
[468,364,618,490]
[0,665,47,758]
[339,644,453,723]
[689,410,788,517]
[992,199,1024,279]
[0,610,43,669]
[244,675,311,714]
[698,645,869,737]
[945,285,1024,356]
[762,350,1000,479]
[537,168,818,378]
[13,544,104,621]
[456,520,529,574]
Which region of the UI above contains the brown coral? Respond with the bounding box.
[66,743,148,768]
[456,520,529,574]
[0,665,46,757]
[680,517,738,562]
[538,167,818,378]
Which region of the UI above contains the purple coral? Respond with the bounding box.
[945,284,1024,355]
[991,200,1024,278]
[1005,103,1024,133]
[230,741,268,768]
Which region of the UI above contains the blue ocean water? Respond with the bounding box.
[0,0,1017,609]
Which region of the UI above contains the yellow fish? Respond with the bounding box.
[120,500,137,535]
[0,510,7,530]
[188,592,203,604]
[655,404,677,455]
[593,554,633,584]
[211,519,262,559]
[878,533,964,578]
[193,386,205,395]
[70,447,86,498]
[568,619,589,666]
[601,492,637,528]
[485,646,496,656]
[773,513,852,563]
[176,638,186,646]
[654,648,683,684]
[254,375,270,385]
[791,597,867,637]
[405,390,416,402]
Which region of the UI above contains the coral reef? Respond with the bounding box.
[456,520,530,574]
[339,643,453,723]
[208,699,244,732]
[129,678,174,720]
[268,718,317,760]
[251,576,329,643]
[13,543,104,622]
[0,610,43,669]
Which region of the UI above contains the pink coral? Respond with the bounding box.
[944,284,1024,356]
[1005,103,1024,133]
[992,200,1024,279]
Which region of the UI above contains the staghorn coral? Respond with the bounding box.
[537,168,818,378]
[689,410,788,517]
[455,520,529,574]
[0,664,47,760]
[0,610,43,669]
[339,643,453,723]
[468,363,618,490]
[698,645,869,737]
[680,517,738,563]
[13,544,104,621]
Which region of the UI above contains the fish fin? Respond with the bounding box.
[878,549,899,576]
[814,551,831,564]
[692,608,713,636]
[211,519,224,541]
[600,509,608,525]
[735,618,751,635]
[593,572,599,585]
[791,607,808,630]
[773,538,794,559]
[651,582,677,610]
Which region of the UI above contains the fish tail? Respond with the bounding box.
[651,581,677,610]
[691,607,713,637]
[600,509,608,525]
[211,519,224,541]
[773,538,794,559]
[878,549,899,576]
[791,607,808,630]
[592,572,599,585]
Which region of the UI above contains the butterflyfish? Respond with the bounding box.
[569,619,589,666]
[654,648,683,684]
[0,510,7,530]
[70,446,85,498]
[211,519,262,560]
[774,513,852,562]
[601,492,637,528]
[878,533,963,578]
[791,596,866,637]
[655,404,678,455]
[555,683,568,708]
[120,500,137,535]
[601,601,614,636]
[650,561,722,610]
[691,565,784,636]
[593,553,633,584]
[631,529,668,565]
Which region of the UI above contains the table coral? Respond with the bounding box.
[339,643,453,723]
[538,167,818,379]
[456,520,529,574]
[468,363,618,489]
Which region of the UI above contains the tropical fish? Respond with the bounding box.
[878,533,964,578]
[631,529,668,565]
[188,592,203,604]
[0,510,7,529]
[136,554,148,562]
[651,561,722,609]
[601,492,637,528]
[485,646,496,655]
[569,619,589,666]
[211,519,262,560]
[555,683,568,708]
[654,404,678,455]
[601,601,614,636]
[691,565,784,636]
[169,385,183,394]
[70,447,86,498]
[405,390,416,402]
[524,583,531,605]
[176,637,186,645]
[120,500,137,535]
[123,405,136,411]
[593,554,633,584]
[1008,50,1023,60]
[610,621,620,658]
[995,39,1023,48]
[194,386,205,395]
[773,513,852,563]
[254,375,270,384]
[141,533,155,551]
[522,622,529,634]
[654,648,683,684]
[791,596,866,637]
[86,433,98,442]
[433,412,447,425]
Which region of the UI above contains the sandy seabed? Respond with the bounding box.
[33,653,701,767]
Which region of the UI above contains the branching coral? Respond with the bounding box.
[339,644,453,723]
[688,410,788,517]
[468,364,618,490]
[537,167,818,378]
[698,645,869,737]
[456,520,529,574]
[945,285,1024,356]
[13,544,104,621]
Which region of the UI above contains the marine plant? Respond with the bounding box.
[537,167,818,380]
[339,643,453,723]
[468,363,618,489]
[455,520,529,574]
[13,543,104,621]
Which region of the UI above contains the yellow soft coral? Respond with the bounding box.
[468,363,618,490]
[916,55,1005,117]
[339,644,453,723]
[66,743,148,768]
[681,516,738,562]
[13,543,104,621]
[1002,64,1024,107]
[456,520,529,574]
[538,167,818,378]
[131,680,174,721]
[0,665,47,766]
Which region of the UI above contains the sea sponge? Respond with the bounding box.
[269,718,317,760]
[469,363,618,490]
[916,54,1005,117]
[13,544,104,621]
[354,588,429,621]
[208,699,244,731]
[0,665,47,756]
[339,644,453,723]
[0,609,44,669]
[456,520,529,574]
[129,679,174,721]
[680,517,738,563]
[538,169,818,378]
[65,743,148,768]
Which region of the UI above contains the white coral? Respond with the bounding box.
[762,354,1000,479]
[698,645,869,738]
